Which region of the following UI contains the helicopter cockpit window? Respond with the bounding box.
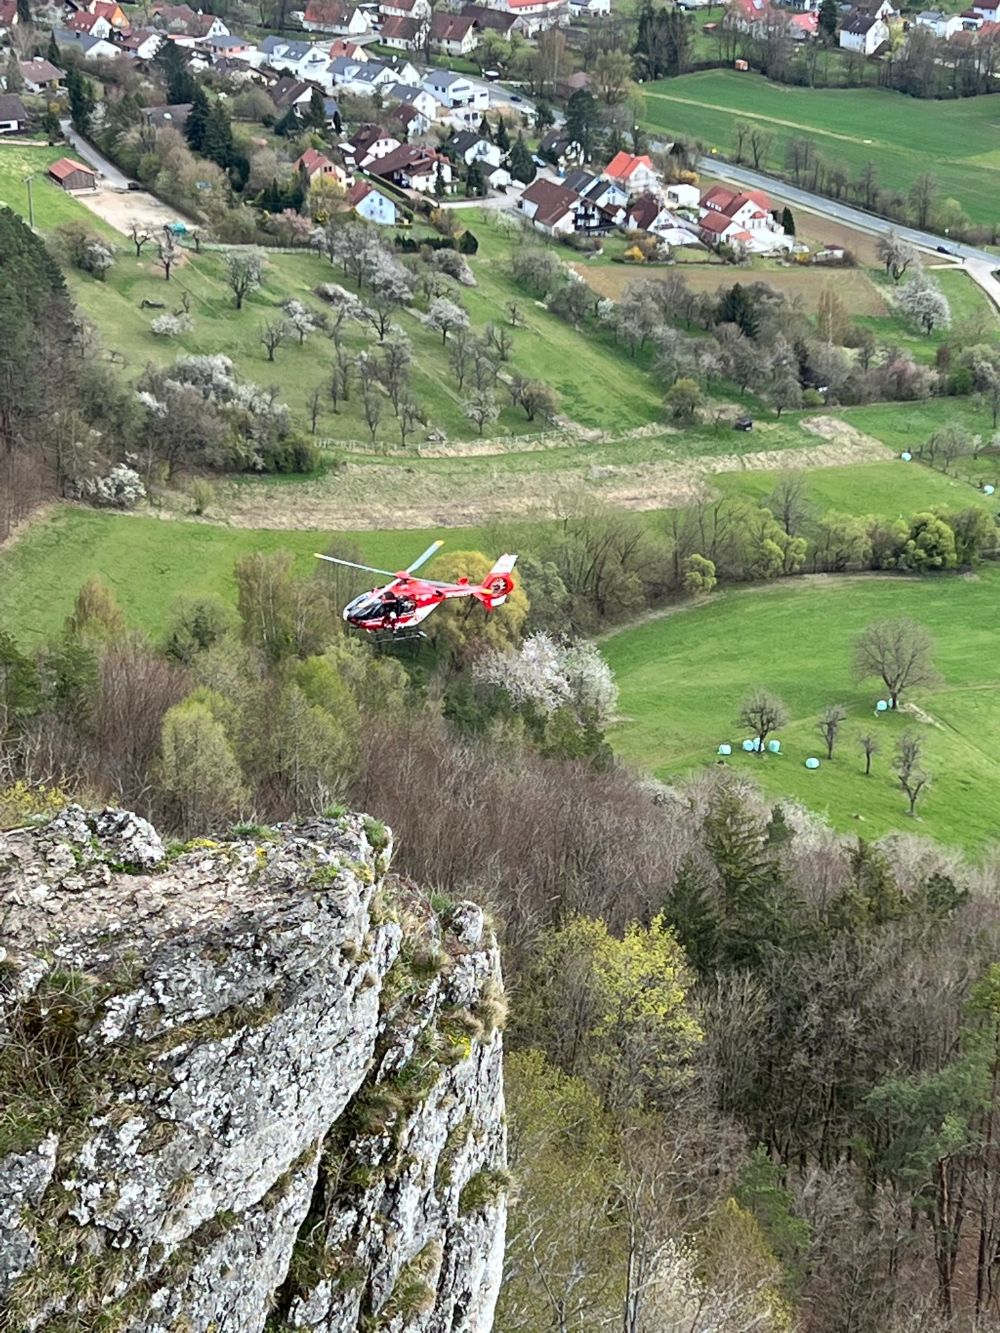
[347,594,383,620]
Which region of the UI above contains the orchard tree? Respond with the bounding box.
[854,617,938,709]
[664,377,703,423]
[424,296,469,345]
[224,249,265,309]
[876,231,918,282]
[259,318,288,362]
[737,688,788,755]
[818,703,848,759]
[464,387,499,435]
[895,730,930,816]
[858,730,880,775]
[898,274,950,335]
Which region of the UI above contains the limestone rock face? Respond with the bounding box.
[0,808,507,1333]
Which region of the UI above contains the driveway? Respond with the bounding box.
[59,120,133,188]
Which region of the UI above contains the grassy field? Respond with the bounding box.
[601,568,1000,850]
[642,72,1000,229]
[0,144,118,237]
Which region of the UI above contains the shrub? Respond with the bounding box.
[151,312,194,336]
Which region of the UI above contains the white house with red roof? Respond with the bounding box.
[626,192,701,246]
[727,0,770,26]
[328,37,367,58]
[491,0,566,32]
[348,180,398,225]
[68,11,113,38]
[698,183,791,252]
[604,151,662,198]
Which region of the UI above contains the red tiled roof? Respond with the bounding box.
[329,37,365,56]
[68,12,105,31]
[304,0,347,24]
[628,193,663,230]
[375,142,444,176]
[48,156,95,180]
[347,181,372,204]
[700,210,738,234]
[0,0,19,25]
[505,0,563,8]
[380,13,421,38]
[296,147,336,174]
[605,151,655,181]
[431,10,476,37]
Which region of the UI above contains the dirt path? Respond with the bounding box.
[644,89,890,153]
[207,434,894,530]
[75,184,196,236]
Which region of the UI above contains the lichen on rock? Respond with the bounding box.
[0,807,507,1333]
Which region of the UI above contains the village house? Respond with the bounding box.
[422,68,488,108]
[18,58,63,93]
[52,29,120,58]
[555,69,590,100]
[296,146,348,184]
[388,101,432,137]
[272,76,320,110]
[973,0,1000,17]
[726,0,770,28]
[67,12,114,40]
[569,0,611,16]
[328,37,368,58]
[379,0,431,18]
[625,192,700,245]
[143,102,192,130]
[430,10,480,52]
[382,82,439,121]
[604,150,661,197]
[302,0,371,31]
[0,0,19,34]
[449,129,504,169]
[518,177,579,235]
[665,181,700,211]
[379,14,428,48]
[208,33,256,59]
[120,28,164,58]
[0,92,28,134]
[838,6,890,50]
[563,168,627,213]
[48,156,97,190]
[373,142,452,191]
[699,183,792,252]
[491,0,566,34]
[348,180,398,224]
[460,3,520,35]
[914,7,962,34]
[153,4,229,36]
[342,122,402,167]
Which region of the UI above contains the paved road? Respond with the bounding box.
[696,155,997,266]
[59,120,133,188]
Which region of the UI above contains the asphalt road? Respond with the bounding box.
[697,155,997,266]
[59,120,133,188]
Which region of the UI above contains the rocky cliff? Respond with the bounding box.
[0,808,508,1333]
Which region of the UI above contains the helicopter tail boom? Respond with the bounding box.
[473,553,518,609]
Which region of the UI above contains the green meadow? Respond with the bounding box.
[602,568,1000,849]
[641,72,1000,228]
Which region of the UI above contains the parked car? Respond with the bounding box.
[126,181,143,191]
[733,416,753,432]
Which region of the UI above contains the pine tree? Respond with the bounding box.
[819,0,838,39]
[781,205,795,236]
[703,785,789,967]
[494,113,510,152]
[478,111,492,141]
[5,51,24,93]
[434,161,447,198]
[662,855,720,977]
[509,132,535,185]
[716,282,760,339]
[307,87,327,128]
[156,40,196,104]
[274,105,299,138]
[465,157,485,197]
[184,85,210,154]
[47,28,59,63]
[66,66,95,135]
[16,0,31,26]
[201,99,234,169]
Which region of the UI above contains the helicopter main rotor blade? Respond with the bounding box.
[405,539,444,575]
[314,553,398,578]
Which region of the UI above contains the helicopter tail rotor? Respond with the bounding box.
[473,554,517,609]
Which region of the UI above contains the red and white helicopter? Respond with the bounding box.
[314,541,517,637]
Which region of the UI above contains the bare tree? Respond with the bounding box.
[449,329,475,390]
[485,321,513,362]
[330,341,352,412]
[895,730,930,816]
[875,231,918,283]
[306,385,322,433]
[505,299,521,327]
[156,227,179,281]
[259,319,288,362]
[767,473,810,537]
[853,617,938,709]
[362,383,383,449]
[737,688,788,755]
[858,731,880,775]
[819,703,848,760]
[397,397,425,449]
[464,388,499,436]
[129,220,152,259]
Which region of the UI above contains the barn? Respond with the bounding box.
[47,157,97,191]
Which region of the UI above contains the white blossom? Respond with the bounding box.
[475,633,618,724]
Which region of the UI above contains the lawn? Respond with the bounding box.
[0,143,118,237]
[642,72,1000,229]
[601,567,1000,849]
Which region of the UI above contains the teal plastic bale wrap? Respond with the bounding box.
[718,744,732,755]
[805,757,820,770]
[767,739,781,754]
